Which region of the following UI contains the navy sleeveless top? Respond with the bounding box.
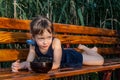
[26,39,83,68]
[34,39,54,63]
[35,41,53,59]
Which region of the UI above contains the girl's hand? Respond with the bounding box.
[11,60,20,72]
[20,61,32,71]
[11,60,32,72]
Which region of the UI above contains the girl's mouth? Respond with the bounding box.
[42,46,48,49]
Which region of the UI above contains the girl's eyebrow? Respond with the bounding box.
[37,35,52,38]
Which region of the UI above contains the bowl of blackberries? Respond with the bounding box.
[30,57,53,73]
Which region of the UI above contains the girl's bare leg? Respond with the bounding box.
[78,44,104,65]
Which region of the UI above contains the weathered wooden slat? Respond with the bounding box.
[0,48,120,62]
[0,31,31,44]
[0,31,118,44]
[98,48,120,55]
[0,64,120,80]
[0,49,29,62]
[0,17,118,37]
[75,48,120,55]
[54,23,118,36]
[54,34,118,44]
[104,58,120,65]
[0,17,30,30]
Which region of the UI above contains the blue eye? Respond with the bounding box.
[26,40,35,46]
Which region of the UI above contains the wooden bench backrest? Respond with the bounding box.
[0,17,120,62]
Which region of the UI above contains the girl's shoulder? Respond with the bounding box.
[53,38,61,44]
[52,38,61,48]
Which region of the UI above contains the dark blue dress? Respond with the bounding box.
[26,39,83,68]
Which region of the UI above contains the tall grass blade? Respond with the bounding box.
[77,8,84,26]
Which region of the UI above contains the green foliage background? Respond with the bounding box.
[0,0,120,29]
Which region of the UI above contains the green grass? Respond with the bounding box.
[0,0,120,29]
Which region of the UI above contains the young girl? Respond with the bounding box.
[11,16,104,72]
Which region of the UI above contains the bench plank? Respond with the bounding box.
[0,48,120,62]
[0,31,30,44]
[0,49,28,62]
[0,17,30,30]
[54,23,118,36]
[0,31,118,44]
[54,35,118,44]
[0,63,120,80]
[0,17,118,37]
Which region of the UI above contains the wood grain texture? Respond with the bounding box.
[53,23,118,36]
[54,34,118,44]
[0,49,29,62]
[0,31,31,44]
[75,48,120,55]
[0,31,118,44]
[0,17,30,30]
[0,63,120,80]
[0,17,118,37]
[0,48,120,62]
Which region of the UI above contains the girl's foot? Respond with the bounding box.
[78,44,98,52]
[91,47,97,52]
[78,44,88,50]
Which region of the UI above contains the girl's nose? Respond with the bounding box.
[43,39,47,44]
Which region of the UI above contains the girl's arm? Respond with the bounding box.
[20,45,36,70]
[26,45,36,62]
[11,45,36,72]
[52,38,62,69]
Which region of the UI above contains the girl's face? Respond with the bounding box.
[34,29,53,51]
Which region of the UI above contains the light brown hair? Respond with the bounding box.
[30,16,54,37]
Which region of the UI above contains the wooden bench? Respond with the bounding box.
[0,17,120,80]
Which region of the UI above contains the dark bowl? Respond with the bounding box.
[30,61,52,73]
